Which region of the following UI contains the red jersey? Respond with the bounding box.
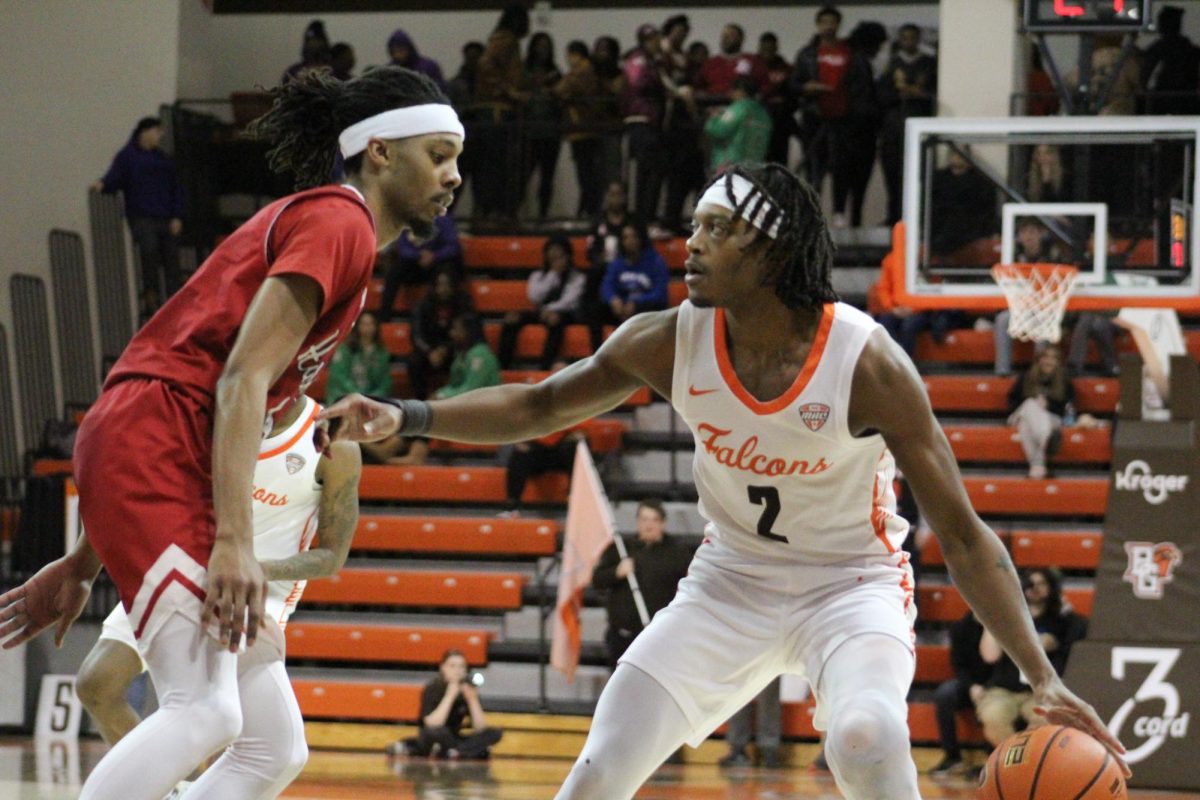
[105,185,376,426]
[816,42,851,119]
[698,53,769,96]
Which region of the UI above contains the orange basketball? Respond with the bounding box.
[976,725,1127,800]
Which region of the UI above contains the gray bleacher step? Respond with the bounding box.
[613,500,707,534]
[289,610,506,633]
[340,556,546,579]
[632,403,686,433]
[622,451,694,484]
[490,638,608,666]
[288,665,434,684]
[502,605,607,643]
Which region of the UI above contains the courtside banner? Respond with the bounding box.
[550,443,615,682]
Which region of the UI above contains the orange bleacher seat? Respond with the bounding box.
[382,322,598,360]
[915,643,953,684]
[286,621,490,665]
[32,459,73,477]
[499,370,653,405]
[943,425,1110,464]
[430,417,626,455]
[1010,529,1103,569]
[353,515,559,556]
[918,583,1094,622]
[0,508,18,544]
[905,702,984,745]
[308,364,650,409]
[924,376,1117,414]
[303,567,525,609]
[292,678,423,722]
[471,280,534,312]
[358,465,568,504]
[462,236,549,269]
[460,236,689,271]
[778,699,982,745]
[922,529,1102,570]
[920,531,1012,567]
[914,328,1200,365]
[380,323,412,355]
[962,476,1108,516]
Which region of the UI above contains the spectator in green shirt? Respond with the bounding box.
[325,312,393,404]
[703,76,773,175]
[435,313,501,399]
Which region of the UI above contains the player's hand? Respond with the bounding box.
[318,394,403,444]
[1033,676,1130,778]
[0,556,95,649]
[202,536,267,653]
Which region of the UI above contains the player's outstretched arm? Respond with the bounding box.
[0,532,102,648]
[321,308,677,445]
[850,330,1129,774]
[260,440,362,581]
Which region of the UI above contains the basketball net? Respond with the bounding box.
[991,263,1079,343]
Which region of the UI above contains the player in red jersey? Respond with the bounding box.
[0,66,463,800]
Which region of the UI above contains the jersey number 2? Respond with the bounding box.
[747,485,788,543]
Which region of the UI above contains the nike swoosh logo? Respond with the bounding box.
[688,386,718,397]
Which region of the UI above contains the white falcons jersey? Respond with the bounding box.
[255,395,323,629]
[672,301,909,579]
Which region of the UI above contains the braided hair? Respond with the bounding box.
[705,162,838,311]
[245,65,449,190]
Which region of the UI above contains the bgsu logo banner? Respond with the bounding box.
[1123,541,1183,600]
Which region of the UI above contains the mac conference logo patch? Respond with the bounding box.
[285,453,306,475]
[799,403,830,432]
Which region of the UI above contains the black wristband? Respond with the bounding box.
[374,397,433,436]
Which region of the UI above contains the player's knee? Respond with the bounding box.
[190,693,243,751]
[825,690,909,771]
[75,663,124,712]
[271,724,309,779]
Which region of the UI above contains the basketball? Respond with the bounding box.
[976,725,1127,800]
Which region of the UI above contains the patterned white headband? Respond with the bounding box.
[697,173,783,239]
[338,104,465,158]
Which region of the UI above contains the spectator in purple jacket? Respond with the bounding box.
[600,219,670,324]
[387,29,447,92]
[90,116,185,321]
[281,20,331,84]
[377,213,463,320]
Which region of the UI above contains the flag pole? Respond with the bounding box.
[611,533,651,627]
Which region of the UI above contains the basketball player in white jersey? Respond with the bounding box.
[76,395,362,796]
[321,162,1127,799]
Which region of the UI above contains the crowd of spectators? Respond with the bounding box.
[270,5,943,232]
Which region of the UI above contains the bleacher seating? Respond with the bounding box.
[30,234,1196,759]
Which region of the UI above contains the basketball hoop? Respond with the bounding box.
[990,263,1079,343]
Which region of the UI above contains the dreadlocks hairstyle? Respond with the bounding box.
[708,163,838,311]
[245,65,449,190]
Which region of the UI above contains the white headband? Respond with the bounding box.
[338,104,465,158]
[697,173,783,239]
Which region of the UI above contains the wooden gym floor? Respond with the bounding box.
[3,737,1198,799]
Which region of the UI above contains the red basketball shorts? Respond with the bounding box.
[74,378,216,644]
